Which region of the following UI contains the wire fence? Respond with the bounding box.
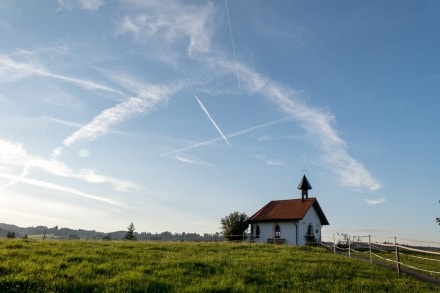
[322,234,440,280]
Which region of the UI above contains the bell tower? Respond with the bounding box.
[297,175,312,200]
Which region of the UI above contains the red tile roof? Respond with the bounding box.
[248,197,329,225]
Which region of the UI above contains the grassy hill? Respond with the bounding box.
[0,240,438,292]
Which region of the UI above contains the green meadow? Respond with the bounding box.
[0,239,438,292]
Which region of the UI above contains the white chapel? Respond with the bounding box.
[248,175,329,245]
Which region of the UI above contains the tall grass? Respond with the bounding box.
[0,239,438,292]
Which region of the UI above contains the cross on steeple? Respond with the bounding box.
[297,175,312,200]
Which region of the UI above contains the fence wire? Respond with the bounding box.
[324,234,440,278]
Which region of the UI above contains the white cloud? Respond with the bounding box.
[174,155,212,166]
[213,59,381,191]
[0,139,139,192]
[0,52,124,95]
[77,169,139,192]
[255,154,283,166]
[115,1,381,192]
[57,0,105,10]
[62,96,151,147]
[266,160,284,166]
[13,42,70,58]
[0,173,122,206]
[117,1,215,57]
[61,82,182,149]
[43,116,138,139]
[258,135,271,141]
[43,116,84,128]
[366,197,386,205]
[0,53,41,82]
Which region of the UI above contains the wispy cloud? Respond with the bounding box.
[0,52,124,96]
[4,166,29,187]
[57,0,105,10]
[174,155,212,166]
[255,154,284,166]
[213,59,381,191]
[43,116,84,128]
[366,197,386,205]
[118,1,380,192]
[194,95,230,146]
[12,42,70,58]
[116,1,215,58]
[58,83,182,154]
[76,169,139,192]
[115,1,380,192]
[43,116,136,138]
[0,173,122,206]
[0,139,139,192]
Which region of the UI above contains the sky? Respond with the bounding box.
[0,0,439,243]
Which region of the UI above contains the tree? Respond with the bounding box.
[6,231,15,239]
[336,233,350,248]
[220,211,248,241]
[124,222,137,241]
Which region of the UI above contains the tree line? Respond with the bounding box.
[2,212,250,242]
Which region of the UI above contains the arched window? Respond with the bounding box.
[274,224,281,238]
[305,224,316,244]
[307,224,314,236]
[256,225,260,238]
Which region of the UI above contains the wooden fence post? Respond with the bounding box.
[395,237,401,275]
[333,234,336,254]
[369,235,372,264]
[348,237,351,258]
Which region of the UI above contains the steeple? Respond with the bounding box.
[297,175,312,200]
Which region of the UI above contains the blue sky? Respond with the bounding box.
[0,0,439,243]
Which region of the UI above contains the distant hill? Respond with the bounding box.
[0,223,221,241]
[0,223,106,239]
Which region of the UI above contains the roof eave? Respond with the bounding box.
[312,200,330,225]
[248,217,303,223]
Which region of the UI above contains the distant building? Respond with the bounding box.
[248,175,329,245]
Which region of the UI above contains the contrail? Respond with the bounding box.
[5,166,29,187]
[194,95,231,146]
[224,0,240,87]
[161,115,294,157]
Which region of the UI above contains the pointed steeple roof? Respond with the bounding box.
[297,175,312,200]
[297,175,312,190]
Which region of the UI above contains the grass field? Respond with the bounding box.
[0,239,438,292]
